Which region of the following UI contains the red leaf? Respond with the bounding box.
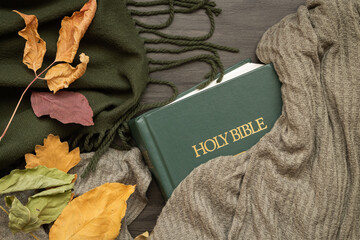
[31,91,94,126]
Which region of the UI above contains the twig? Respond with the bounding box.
[0,61,56,142]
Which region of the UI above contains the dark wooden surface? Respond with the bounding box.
[128,0,304,237]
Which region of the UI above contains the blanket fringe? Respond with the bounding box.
[129,0,238,88]
[72,79,178,178]
[78,0,239,178]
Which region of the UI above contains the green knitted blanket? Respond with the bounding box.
[0,0,236,176]
[150,0,360,238]
[0,0,148,173]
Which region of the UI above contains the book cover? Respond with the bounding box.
[129,59,282,199]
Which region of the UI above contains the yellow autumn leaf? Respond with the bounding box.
[44,53,89,93]
[13,10,46,73]
[55,0,97,63]
[135,232,150,240]
[49,183,136,240]
[25,134,80,173]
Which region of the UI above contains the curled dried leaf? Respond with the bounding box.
[25,134,81,173]
[49,183,135,240]
[44,53,89,93]
[13,10,46,73]
[5,196,42,233]
[0,166,75,194]
[55,0,97,63]
[5,186,73,233]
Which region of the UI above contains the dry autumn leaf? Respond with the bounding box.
[1,167,75,233]
[25,134,80,173]
[31,91,94,126]
[44,53,89,93]
[55,0,97,63]
[49,183,135,240]
[0,2,97,142]
[13,10,46,73]
[135,232,150,240]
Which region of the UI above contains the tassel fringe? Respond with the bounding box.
[78,0,239,178]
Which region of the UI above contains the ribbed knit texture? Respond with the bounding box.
[149,0,360,239]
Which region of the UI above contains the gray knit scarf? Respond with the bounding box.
[149,0,360,239]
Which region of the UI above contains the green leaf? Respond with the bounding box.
[4,183,74,232]
[5,195,14,208]
[30,182,74,198]
[0,166,75,194]
[5,196,42,233]
[27,190,72,224]
[26,183,74,224]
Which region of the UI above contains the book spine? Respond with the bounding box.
[130,117,174,199]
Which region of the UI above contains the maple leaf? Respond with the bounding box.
[31,91,94,126]
[25,134,81,173]
[13,10,46,73]
[49,183,135,240]
[44,53,89,93]
[55,0,97,63]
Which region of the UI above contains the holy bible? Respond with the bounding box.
[129,59,282,199]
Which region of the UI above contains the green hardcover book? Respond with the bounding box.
[129,59,282,199]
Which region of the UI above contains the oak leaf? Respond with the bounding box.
[44,53,89,93]
[55,0,97,63]
[49,183,136,240]
[13,10,46,73]
[31,91,94,126]
[25,134,81,173]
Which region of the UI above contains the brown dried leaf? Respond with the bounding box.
[25,134,81,173]
[44,53,89,93]
[31,91,94,126]
[55,0,97,63]
[49,183,136,240]
[13,10,46,72]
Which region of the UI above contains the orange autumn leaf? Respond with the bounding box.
[13,10,46,73]
[25,134,80,173]
[135,232,150,240]
[44,53,89,93]
[71,174,78,183]
[49,183,136,240]
[55,0,97,63]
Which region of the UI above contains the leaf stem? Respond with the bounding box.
[29,232,40,240]
[1,205,39,240]
[0,205,8,215]
[0,61,56,142]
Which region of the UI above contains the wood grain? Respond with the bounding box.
[128,0,304,237]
